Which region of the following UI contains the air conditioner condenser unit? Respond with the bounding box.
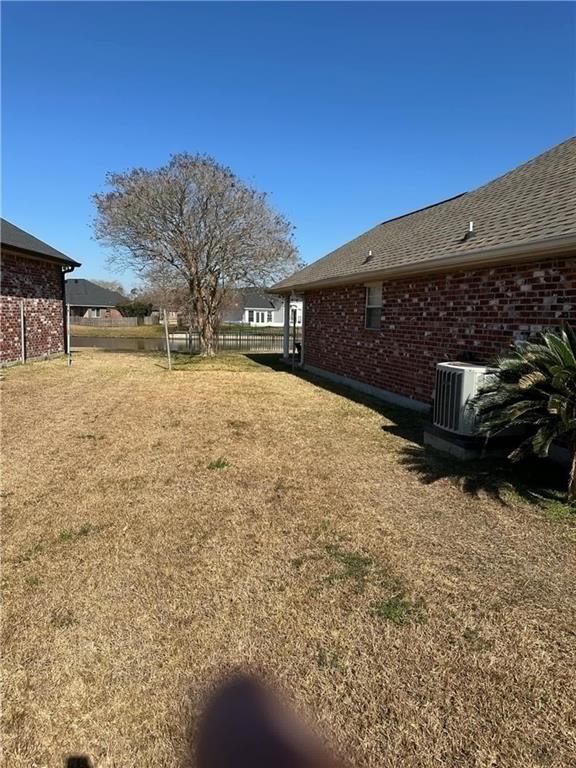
[433,362,494,436]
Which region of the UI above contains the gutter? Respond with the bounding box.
[1,243,81,269]
[61,264,77,356]
[269,233,576,294]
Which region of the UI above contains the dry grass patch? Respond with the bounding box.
[1,351,575,768]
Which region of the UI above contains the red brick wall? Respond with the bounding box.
[303,255,576,404]
[0,250,66,364]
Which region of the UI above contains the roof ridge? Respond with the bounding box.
[378,193,467,227]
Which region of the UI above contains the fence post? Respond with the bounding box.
[163,308,172,370]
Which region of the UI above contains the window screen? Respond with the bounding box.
[365,284,382,330]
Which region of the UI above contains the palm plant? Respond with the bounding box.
[472,325,576,502]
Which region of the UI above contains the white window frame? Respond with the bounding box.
[365,283,382,330]
[91,307,101,319]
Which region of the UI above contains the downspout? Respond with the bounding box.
[300,294,305,367]
[61,265,75,354]
[282,295,290,359]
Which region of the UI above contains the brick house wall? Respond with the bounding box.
[303,254,576,405]
[0,249,66,364]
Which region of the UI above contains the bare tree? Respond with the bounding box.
[136,264,189,318]
[91,278,126,296]
[92,154,298,355]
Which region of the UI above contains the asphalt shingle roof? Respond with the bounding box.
[65,279,126,307]
[246,288,282,309]
[273,138,576,291]
[1,218,80,268]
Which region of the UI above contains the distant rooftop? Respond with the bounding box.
[65,278,126,307]
[231,287,282,310]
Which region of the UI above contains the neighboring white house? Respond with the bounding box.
[222,288,302,327]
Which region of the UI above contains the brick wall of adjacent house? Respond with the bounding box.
[303,254,576,405]
[0,250,66,364]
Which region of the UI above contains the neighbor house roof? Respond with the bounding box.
[229,288,282,310]
[1,218,81,268]
[65,278,126,307]
[272,137,576,292]
[240,288,282,310]
[222,288,282,322]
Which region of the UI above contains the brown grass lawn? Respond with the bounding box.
[1,351,575,768]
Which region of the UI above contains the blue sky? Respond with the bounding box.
[2,1,574,288]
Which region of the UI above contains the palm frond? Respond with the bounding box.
[471,325,576,465]
[518,371,547,390]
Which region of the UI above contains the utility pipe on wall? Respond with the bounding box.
[282,295,290,359]
[67,304,72,367]
[291,306,297,372]
[19,300,25,363]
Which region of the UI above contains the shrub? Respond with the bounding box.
[473,325,576,501]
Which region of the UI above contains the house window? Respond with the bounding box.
[267,311,272,323]
[365,284,382,330]
[91,308,101,318]
[248,310,254,323]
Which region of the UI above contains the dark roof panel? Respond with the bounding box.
[273,137,576,290]
[1,218,80,267]
[232,288,280,310]
[65,279,126,307]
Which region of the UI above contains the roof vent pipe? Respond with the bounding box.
[462,221,475,242]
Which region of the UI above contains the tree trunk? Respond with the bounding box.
[568,434,576,503]
[199,319,216,357]
[188,276,222,357]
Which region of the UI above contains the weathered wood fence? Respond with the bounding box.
[71,317,140,327]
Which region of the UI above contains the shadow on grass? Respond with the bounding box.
[246,355,574,518]
[400,445,574,517]
[244,354,427,444]
[65,757,92,768]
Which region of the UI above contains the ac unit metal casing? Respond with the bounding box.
[433,362,494,436]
